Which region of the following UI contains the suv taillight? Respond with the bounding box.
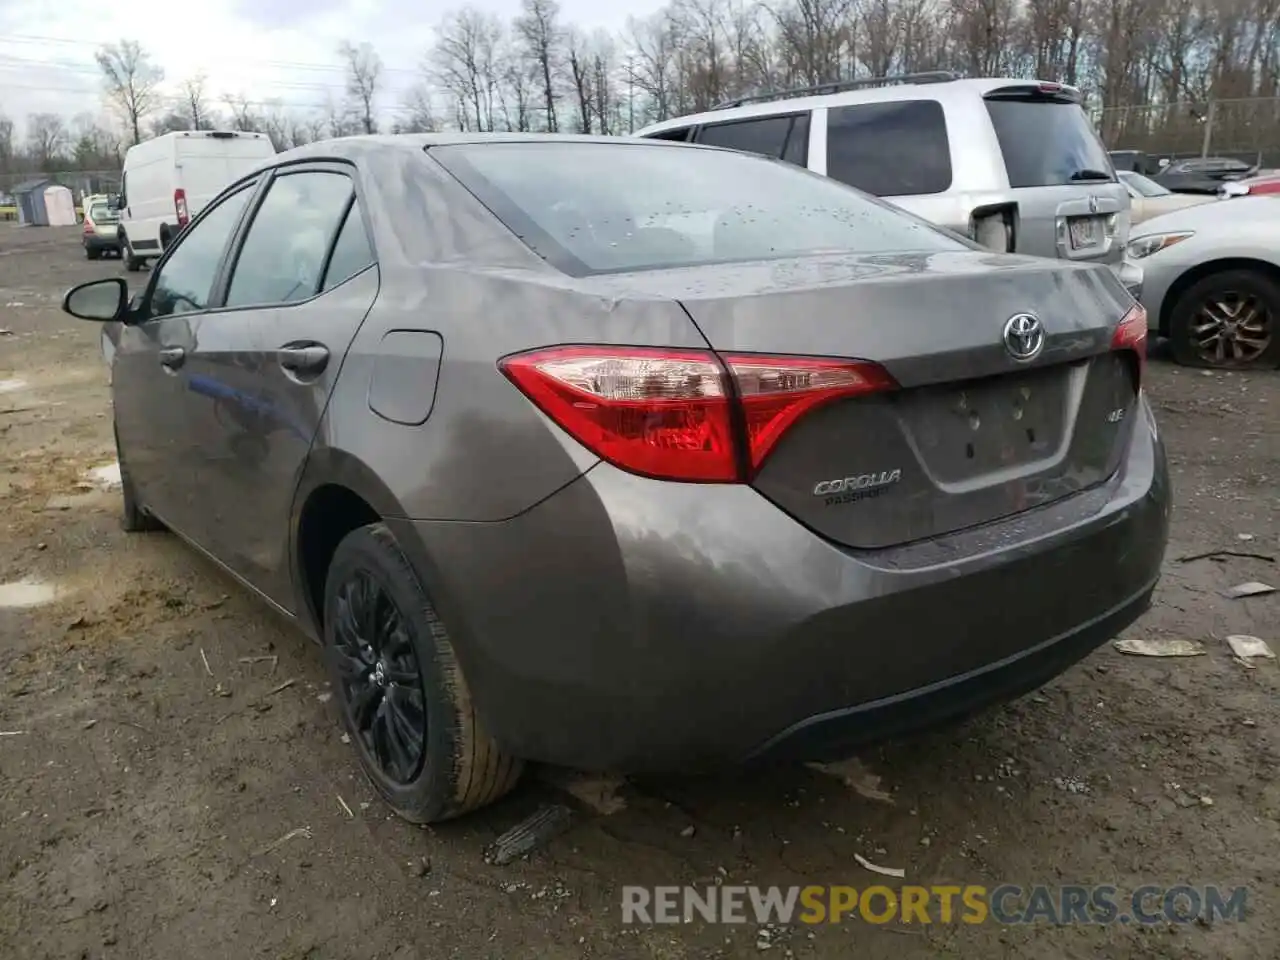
[499,346,897,482]
[174,188,189,227]
[1111,303,1148,387]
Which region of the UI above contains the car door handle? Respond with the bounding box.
[159,346,185,369]
[278,344,330,375]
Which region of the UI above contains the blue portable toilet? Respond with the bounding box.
[12,178,52,226]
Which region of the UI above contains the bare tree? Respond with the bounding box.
[27,113,67,170]
[322,95,363,138]
[149,111,192,137]
[515,0,563,131]
[260,101,295,150]
[432,8,505,132]
[70,114,120,169]
[339,41,383,134]
[0,114,14,174]
[399,84,440,132]
[181,74,211,130]
[566,29,594,132]
[303,114,329,143]
[94,40,164,145]
[589,31,620,134]
[223,94,261,132]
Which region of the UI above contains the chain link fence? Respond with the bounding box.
[1094,97,1280,170]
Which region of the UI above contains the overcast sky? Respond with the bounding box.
[0,0,666,139]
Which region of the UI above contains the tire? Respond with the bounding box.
[159,227,172,252]
[119,233,144,272]
[324,523,523,823]
[1168,268,1280,369]
[114,424,163,533]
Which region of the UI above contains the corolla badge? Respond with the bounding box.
[1002,312,1045,362]
[813,469,902,503]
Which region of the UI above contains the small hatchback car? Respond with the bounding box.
[61,135,1170,822]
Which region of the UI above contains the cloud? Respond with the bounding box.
[0,0,666,141]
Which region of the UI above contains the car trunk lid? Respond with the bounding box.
[586,250,1140,549]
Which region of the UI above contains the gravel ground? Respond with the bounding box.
[1,224,1277,960]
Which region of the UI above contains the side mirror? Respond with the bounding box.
[62,278,128,322]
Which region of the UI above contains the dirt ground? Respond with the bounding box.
[1,224,1277,960]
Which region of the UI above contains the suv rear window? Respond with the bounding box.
[984,96,1114,188]
[432,141,964,277]
[826,100,952,197]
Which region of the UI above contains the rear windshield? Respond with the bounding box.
[431,141,964,276]
[984,96,1115,188]
[89,204,117,222]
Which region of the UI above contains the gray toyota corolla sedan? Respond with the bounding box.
[61,134,1170,823]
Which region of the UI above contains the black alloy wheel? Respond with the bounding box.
[323,523,524,822]
[331,570,427,785]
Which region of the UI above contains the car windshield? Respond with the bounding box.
[1119,172,1171,197]
[89,204,117,222]
[431,141,965,276]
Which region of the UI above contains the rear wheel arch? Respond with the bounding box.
[1159,257,1280,336]
[292,448,405,637]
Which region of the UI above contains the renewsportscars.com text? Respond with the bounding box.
[621,884,1247,926]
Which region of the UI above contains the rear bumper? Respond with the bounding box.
[390,397,1170,772]
[748,577,1153,762]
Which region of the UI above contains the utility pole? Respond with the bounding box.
[1200,99,1217,158]
[626,56,636,133]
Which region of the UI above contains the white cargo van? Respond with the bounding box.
[115,130,275,271]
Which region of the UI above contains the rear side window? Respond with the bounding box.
[644,127,693,142]
[782,114,810,166]
[225,171,353,307]
[696,116,793,157]
[826,100,951,197]
[985,97,1114,188]
[321,200,375,292]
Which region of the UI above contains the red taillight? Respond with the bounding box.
[499,345,896,483]
[1111,303,1148,386]
[83,218,93,234]
[723,354,897,471]
[174,188,189,227]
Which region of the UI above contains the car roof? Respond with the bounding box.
[634,76,1075,137]
[267,132,698,165]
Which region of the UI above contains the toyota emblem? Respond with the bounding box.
[1003,313,1045,362]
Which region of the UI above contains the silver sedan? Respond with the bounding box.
[1126,195,1280,368]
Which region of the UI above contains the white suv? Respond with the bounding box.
[635,72,1142,299]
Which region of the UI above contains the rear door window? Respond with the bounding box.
[826,100,952,197]
[225,171,353,307]
[984,96,1115,187]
